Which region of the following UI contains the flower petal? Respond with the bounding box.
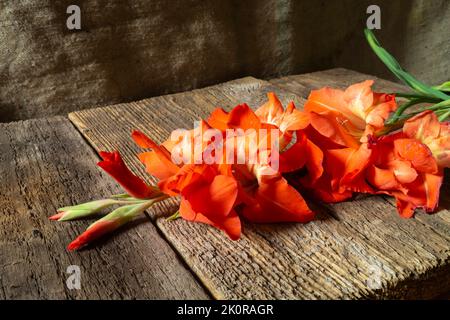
[366,93,397,129]
[390,172,443,217]
[279,133,308,173]
[305,86,366,130]
[394,138,438,174]
[242,176,314,223]
[208,104,261,131]
[182,174,238,220]
[404,111,450,168]
[97,151,157,199]
[404,110,440,141]
[132,130,180,180]
[308,111,360,149]
[339,143,374,194]
[255,92,284,124]
[343,80,374,121]
[179,197,241,240]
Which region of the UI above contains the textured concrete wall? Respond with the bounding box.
[331,0,449,86]
[0,0,448,122]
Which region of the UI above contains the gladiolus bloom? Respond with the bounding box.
[130,93,315,239]
[299,80,398,201]
[97,151,159,199]
[132,130,242,239]
[366,111,449,217]
[207,93,315,224]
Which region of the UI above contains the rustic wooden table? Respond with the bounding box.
[1,69,449,299]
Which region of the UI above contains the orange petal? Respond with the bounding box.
[207,108,231,131]
[255,92,284,124]
[340,143,374,194]
[394,138,438,174]
[404,111,450,168]
[304,137,324,184]
[389,172,443,217]
[97,151,157,199]
[208,104,261,131]
[157,164,210,195]
[132,130,180,179]
[279,109,310,132]
[305,86,366,130]
[278,133,308,173]
[366,93,397,129]
[182,174,238,220]
[403,110,440,141]
[300,171,353,203]
[389,160,418,184]
[308,111,360,149]
[180,197,241,240]
[343,80,374,121]
[366,165,406,192]
[242,176,314,223]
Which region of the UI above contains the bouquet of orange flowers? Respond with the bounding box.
[52,30,449,251]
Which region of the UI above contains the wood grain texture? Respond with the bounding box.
[270,67,408,96]
[0,116,208,299]
[69,75,450,299]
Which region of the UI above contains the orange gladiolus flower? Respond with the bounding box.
[207,92,314,224]
[304,80,397,143]
[367,111,449,217]
[299,80,398,200]
[132,129,242,240]
[403,111,449,168]
[130,93,315,240]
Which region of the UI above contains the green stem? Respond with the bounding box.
[427,99,450,111]
[387,98,450,125]
[394,92,441,102]
[166,210,181,221]
[111,199,151,205]
[395,105,450,122]
[438,109,450,121]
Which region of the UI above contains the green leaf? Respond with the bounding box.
[393,92,441,103]
[364,29,449,101]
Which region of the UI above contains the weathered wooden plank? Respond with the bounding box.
[0,117,208,299]
[270,68,450,241]
[69,76,450,299]
[270,67,408,97]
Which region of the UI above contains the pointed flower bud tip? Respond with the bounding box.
[49,212,65,221]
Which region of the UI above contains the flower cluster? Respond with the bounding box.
[51,29,449,250]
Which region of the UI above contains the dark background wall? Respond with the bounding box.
[0,0,448,122]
